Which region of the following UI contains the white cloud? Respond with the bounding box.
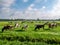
[26,0,60,19]
[0,0,16,19]
[1,0,15,14]
[48,0,60,19]
[12,11,25,19]
[30,4,35,7]
[14,0,60,19]
[42,6,46,9]
[28,7,33,10]
[27,4,35,11]
[1,0,15,7]
[1,0,60,19]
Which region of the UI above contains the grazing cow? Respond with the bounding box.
[48,23,57,29]
[14,23,20,28]
[22,24,28,30]
[2,25,14,32]
[35,24,44,30]
[35,22,48,30]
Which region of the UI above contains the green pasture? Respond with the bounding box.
[0,21,60,45]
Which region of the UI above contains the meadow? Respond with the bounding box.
[0,21,60,45]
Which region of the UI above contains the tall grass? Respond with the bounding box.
[0,21,60,45]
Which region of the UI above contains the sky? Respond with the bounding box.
[0,0,60,19]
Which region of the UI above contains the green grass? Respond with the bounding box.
[1,40,60,45]
[0,21,60,45]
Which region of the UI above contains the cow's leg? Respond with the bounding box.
[35,27,37,30]
[43,26,44,29]
[2,28,5,32]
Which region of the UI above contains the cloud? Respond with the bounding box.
[48,0,60,19]
[27,4,35,11]
[0,0,15,19]
[30,4,35,7]
[1,0,15,7]
[0,0,60,19]
[42,6,46,9]
[25,0,60,19]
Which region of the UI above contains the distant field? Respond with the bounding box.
[0,21,60,45]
